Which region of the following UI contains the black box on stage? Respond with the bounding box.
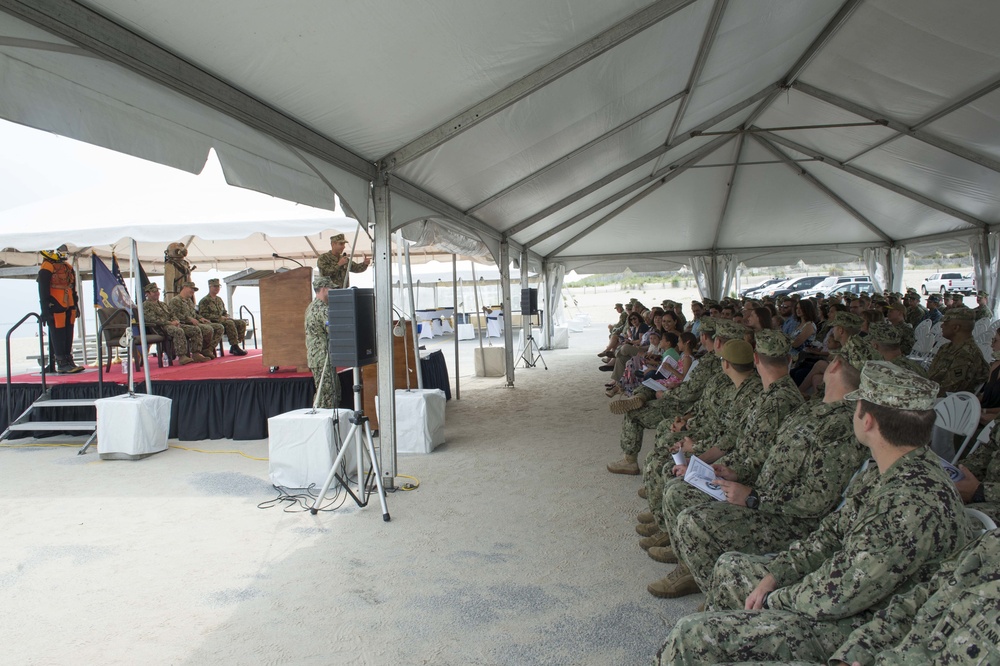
[328,288,377,367]
[520,288,538,315]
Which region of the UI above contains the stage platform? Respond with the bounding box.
[2,349,450,441]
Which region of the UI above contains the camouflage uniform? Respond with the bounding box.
[889,355,928,377]
[644,373,757,522]
[659,447,973,665]
[166,296,212,354]
[841,333,883,370]
[927,338,990,397]
[198,293,247,346]
[905,303,926,328]
[142,298,191,356]
[305,294,338,409]
[831,530,1000,665]
[673,398,863,591]
[616,352,720,457]
[975,303,993,322]
[963,424,1000,523]
[893,321,915,356]
[317,251,367,288]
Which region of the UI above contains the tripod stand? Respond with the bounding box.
[517,332,548,369]
[310,367,390,520]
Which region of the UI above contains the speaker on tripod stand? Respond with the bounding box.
[517,287,547,369]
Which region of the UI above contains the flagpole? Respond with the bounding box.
[132,239,152,395]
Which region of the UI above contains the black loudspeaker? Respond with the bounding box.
[328,288,377,367]
[520,288,538,315]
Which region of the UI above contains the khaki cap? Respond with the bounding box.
[720,339,754,365]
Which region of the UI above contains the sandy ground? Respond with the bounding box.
[0,269,957,665]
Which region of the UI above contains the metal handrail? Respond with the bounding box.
[95,307,133,399]
[239,305,258,350]
[6,312,46,427]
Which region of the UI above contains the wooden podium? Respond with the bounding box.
[260,267,313,372]
[362,321,419,430]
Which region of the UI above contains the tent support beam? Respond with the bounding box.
[794,82,1000,175]
[757,131,989,230]
[525,133,733,249]
[499,240,515,388]
[373,178,397,489]
[664,0,728,146]
[0,0,376,183]
[505,82,780,239]
[549,135,733,256]
[741,0,865,129]
[913,74,1000,131]
[696,122,884,135]
[709,134,745,250]
[465,89,687,215]
[379,0,698,169]
[752,135,893,243]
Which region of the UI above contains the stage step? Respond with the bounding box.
[7,421,97,431]
[0,391,99,454]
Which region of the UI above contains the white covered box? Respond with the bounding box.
[395,389,446,454]
[96,393,171,460]
[474,347,506,377]
[551,325,570,349]
[268,408,359,488]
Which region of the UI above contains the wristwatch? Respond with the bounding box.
[745,488,760,510]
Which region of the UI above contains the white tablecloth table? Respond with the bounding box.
[96,393,171,460]
[395,389,446,453]
[268,408,359,488]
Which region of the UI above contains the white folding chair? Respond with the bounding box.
[911,319,933,357]
[965,507,998,536]
[934,392,981,463]
[954,419,996,464]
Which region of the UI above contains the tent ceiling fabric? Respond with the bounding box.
[2,0,1000,273]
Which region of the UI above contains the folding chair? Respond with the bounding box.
[953,419,996,464]
[933,392,980,463]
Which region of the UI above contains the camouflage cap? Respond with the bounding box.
[697,316,718,336]
[927,294,941,303]
[715,319,748,340]
[867,321,901,345]
[181,281,198,291]
[952,292,965,300]
[942,307,975,323]
[888,303,906,313]
[207,278,221,287]
[330,233,346,243]
[845,360,939,410]
[143,283,160,293]
[754,329,792,357]
[829,311,863,330]
[662,300,676,308]
[904,291,919,300]
[720,339,754,365]
[614,303,623,308]
[313,276,335,289]
[978,290,989,298]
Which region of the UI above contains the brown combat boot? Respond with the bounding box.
[637,485,648,499]
[636,522,660,537]
[639,531,671,551]
[636,511,655,524]
[191,352,209,363]
[607,454,640,475]
[177,355,194,366]
[648,545,678,563]
[610,396,645,415]
[647,563,699,599]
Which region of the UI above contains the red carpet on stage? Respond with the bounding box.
[8,349,311,384]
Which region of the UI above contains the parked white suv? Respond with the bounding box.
[921,272,975,295]
[792,275,871,298]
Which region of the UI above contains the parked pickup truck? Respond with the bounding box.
[921,272,975,295]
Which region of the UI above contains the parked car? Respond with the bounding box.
[768,275,827,298]
[828,281,877,297]
[921,272,975,295]
[793,275,871,298]
[740,277,784,298]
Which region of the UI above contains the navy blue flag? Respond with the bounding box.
[111,254,150,295]
[93,255,134,309]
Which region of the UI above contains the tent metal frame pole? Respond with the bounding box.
[380,0,698,169]
[793,82,1000,175]
[757,131,989,230]
[751,134,893,243]
[131,239,152,395]
[373,178,396,489]
[505,82,780,239]
[499,241,515,387]
[452,255,459,400]
[519,248,531,352]
[709,134,745,250]
[71,254,88,367]
[549,134,733,256]
[465,89,687,215]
